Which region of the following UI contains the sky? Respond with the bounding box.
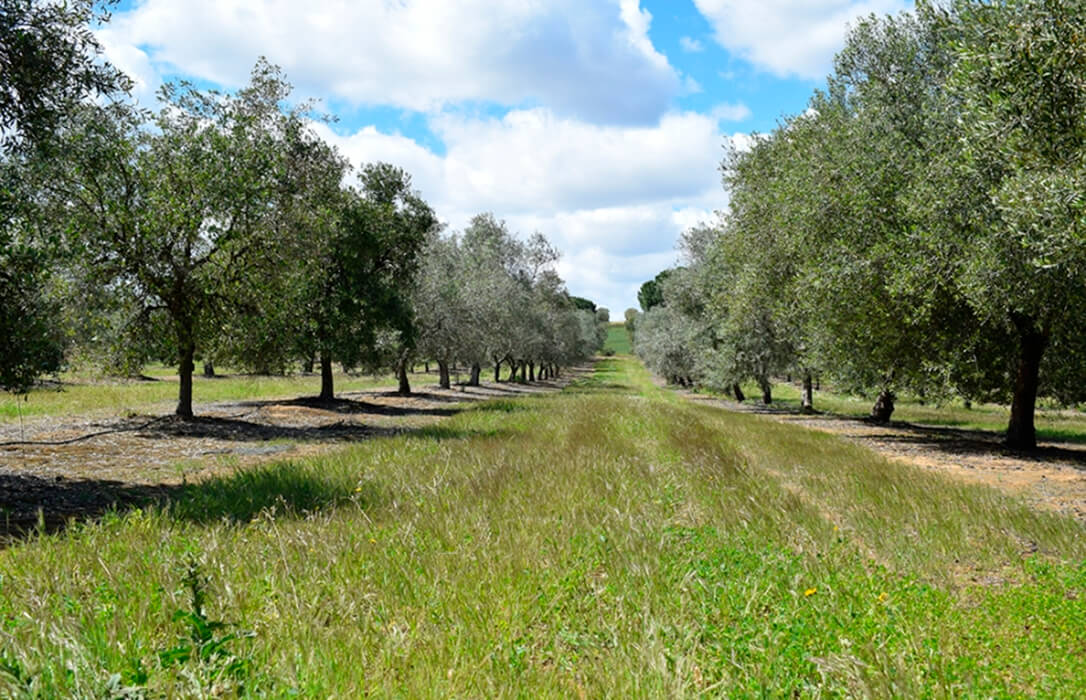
[97,0,912,314]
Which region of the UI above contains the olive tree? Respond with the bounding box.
[55,63,301,417]
[1,0,129,393]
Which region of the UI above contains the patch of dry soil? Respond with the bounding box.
[682,390,1086,522]
[0,374,584,540]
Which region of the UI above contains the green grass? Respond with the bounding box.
[729,379,1086,444]
[1,356,1084,696]
[0,369,410,423]
[604,323,632,355]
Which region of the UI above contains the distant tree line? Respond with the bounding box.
[634,0,1086,449]
[0,1,605,417]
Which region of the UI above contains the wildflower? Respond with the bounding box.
[804,588,817,597]
[878,592,888,603]
[369,537,377,544]
[354,486,363,493]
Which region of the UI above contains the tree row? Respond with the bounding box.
[633,0,1086,449]
[1,3,605,417]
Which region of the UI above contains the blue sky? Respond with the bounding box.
[99,0,911,313]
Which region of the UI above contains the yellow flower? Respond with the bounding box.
[878,592,889,603]
[804,588,817,597]
[354,486,363,493]
[369,537,377,544]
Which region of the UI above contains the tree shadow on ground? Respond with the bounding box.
[711,396,1086,469]
[0,471,170,543]
[0,423,511,546]
[278,395,460,418]
[133,415,407,443]
[868,423,1086,471]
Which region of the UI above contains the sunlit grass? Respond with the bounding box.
[729,379,1086,443]
[0,357,1083,696]
[0,368,412,423]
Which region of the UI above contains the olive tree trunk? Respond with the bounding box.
[397,357,411,395]
[1006,318,1049,449]
[758,377,772,405]
[319,353,334,400]
[176,331,196,419]
[801,370,814,414]
[870,388,895,423]
[732,383,745,402]
[438,360,451,389]
[469,363,481,386]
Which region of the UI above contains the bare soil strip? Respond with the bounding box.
[0,375,584,539]
[681,390,1086,522]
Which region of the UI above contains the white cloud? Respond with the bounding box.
[692,0,911,80]
[102,0,681,124]
[96,29,160,106]
[680,36,705,53]
[92,0,754,311]
[682,76,704,96]
[312,110,743,311]
[426,107,727,214]
[711,102,752,122]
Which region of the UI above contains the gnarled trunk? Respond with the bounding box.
[871,388,895,423]
[732,383,745,402]
[507,361,518,382]
[528,362,535,382]
[493,358,501,383]
[203,361,215,378]
[1006,317,1049,449]
[176,331,195,419]
[319,353,334,400]
[438,360,451,389]
[801,370,814,414]
[469,363,481,386]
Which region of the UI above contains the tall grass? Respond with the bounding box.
[0,371,406,423]
[0,357,1082,696]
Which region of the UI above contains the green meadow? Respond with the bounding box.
[1,356,1083,697]
[604,323,632,355]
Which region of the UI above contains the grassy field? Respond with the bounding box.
[1,356,1083,696]
[0,368,408,423]
[604,323,632,355]
[728,379,1086,444]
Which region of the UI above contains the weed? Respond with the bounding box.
[155,558,254,695]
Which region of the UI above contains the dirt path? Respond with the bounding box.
[0,374,585,540]
[680,389,1086,522]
